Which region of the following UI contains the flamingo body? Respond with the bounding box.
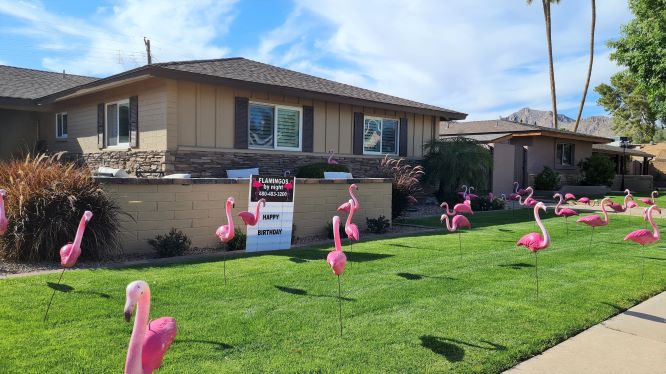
[59,211,93,268]
[518,187,537,207]
[337,201,352,213]
[327,216,347,275]
[441,214,471,231]
[216,197,235,242]
[516,202,550,252]
[564,193,576,201]
[238,199,265,226]
[625,205,661,246]
[608,202,625,213]
[627,200,638,209]
[556,208,577,217]
[577,198,611,227]
[124,280,177,374]
[638,190,659,206]
[441,202,474,216]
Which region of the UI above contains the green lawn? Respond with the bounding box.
[1,210,665,373]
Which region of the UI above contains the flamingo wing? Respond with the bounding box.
[216,225,233,242]
[624,229,657,245]
[578,197,590,204]
[608,203,625,212]
[326,250,347,275]
[455,203,474,215]
[238,211,257,226]
[638,198,653,205]
[452,215,471,229]
[516,233,543,252]
[142,317,177,373]
[337,201,352,213]
[626,201,638,209]
[59,243,80,268]
[577,215,602,226]
[564,193,576,200]
[559,208,578,217]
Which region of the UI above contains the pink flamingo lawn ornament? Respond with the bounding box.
[215,197,235,285]
[577,197,598,206]
[44,210,93,322]
[608,189,637,213]
[467,186,479,200]
[516,202,550,299]
[624,205,661,282]
[238,198,266,226]
[564,193,576,203]
[638,190,659,206]
[124,280,177,374]
[553,193,578,234]
[327,149,338,165]
[441,213,471,259]
[326,216,347,336]
[577,197,612,251]
[0,189,8,236]
[440,200,474,216]
[518,187,537,207]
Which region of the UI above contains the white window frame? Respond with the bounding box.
[105,99,130,148]
[556,142,574,166]
[363,115,399,156]
[55,112,68,139]
[248,102,303,152]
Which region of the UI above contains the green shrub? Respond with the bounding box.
[225,228,246,251]
[534,167,561,190]
[578,154,616,186]
[379,156,424,218]
[491,197,507,210]
[0,153,123,262]
[326,219,347,239]
[366,215,390,234]
[296,162,350,178]
[148,228,191,258]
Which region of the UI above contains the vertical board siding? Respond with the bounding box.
[215,86,234,148]
[325,102,339,152]
[339,104,352,154]
[196,85,216,147]
[177,81,197,146]
[233,97,249,149]
[302,105,314,153]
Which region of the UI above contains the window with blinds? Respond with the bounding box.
[364,116,399,155]
[249,103,301,151]
[56,112,68,139]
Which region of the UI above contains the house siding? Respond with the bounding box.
[172,81,436,158]
[0,109,38,159]
[38,77,170,154]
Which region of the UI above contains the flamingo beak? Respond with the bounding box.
[123,300,135,322]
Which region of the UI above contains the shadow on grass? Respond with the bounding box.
[420,335,507,361]
[274,285,354,301]
[174,339,233,350]
[396,272,456,281]
[46,282,111,298]
[498,262,534,270]
[275,249,394,264]
[640,256,666,261]
[389,243,415,249]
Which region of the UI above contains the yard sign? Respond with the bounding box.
[245,175,295,252]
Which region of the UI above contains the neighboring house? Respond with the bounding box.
[0,58,466,177]
[439,119,614,193]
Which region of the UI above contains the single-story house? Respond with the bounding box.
[440,119,613,192]
[0,58,467,177]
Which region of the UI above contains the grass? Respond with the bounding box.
[1,210,665,373]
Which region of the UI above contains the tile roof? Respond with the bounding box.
[592,144,654,158]
[0,65,97,100]
[154,58,466,118]
[439,119,612,143]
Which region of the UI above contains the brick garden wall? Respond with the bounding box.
[99,178,392,254]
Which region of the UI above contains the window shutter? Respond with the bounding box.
[234,97,249,149]
[97,103,105,149]
[353,112,364,155]
[129,96,138,148]
[302,105,314,152]
[399,117,408,157]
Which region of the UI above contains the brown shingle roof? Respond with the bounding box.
[592,144,654,158]
[154,58,466,118]
[440,119,612,143]
[0,65,97,100]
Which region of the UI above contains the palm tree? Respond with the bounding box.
[528,0,561,129]
[573,0,596,133]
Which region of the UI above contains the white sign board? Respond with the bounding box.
[245,175,295,252]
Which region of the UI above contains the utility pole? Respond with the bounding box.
[143,37,152,65]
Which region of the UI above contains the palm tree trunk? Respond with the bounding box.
[573,0,595,133]
[542,0,558,129]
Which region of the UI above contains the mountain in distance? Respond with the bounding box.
[503,107,615,138]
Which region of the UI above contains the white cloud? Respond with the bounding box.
[254,0,633,119]
[0,0,238,76]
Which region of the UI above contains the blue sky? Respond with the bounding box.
[0,0,632,120]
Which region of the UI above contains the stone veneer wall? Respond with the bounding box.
[99,178,392,254]
[64,151,167,175]
[169,150,392,178]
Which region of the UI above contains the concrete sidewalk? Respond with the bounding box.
[506,291,666,374]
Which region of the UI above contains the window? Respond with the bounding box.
[55,112,68,139]
[106,100,130,147]
[556,143,574,166]
[363,116,399,155]
[248,103,301,150]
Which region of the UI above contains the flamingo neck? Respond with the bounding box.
[72,215,88,249]
[346,204,355,227]
[349,188,359,210]
[526,188,534,200]
[226,201,234,233]
[514,182,519,193]
[333,217,342,251]
[443,215,454,232]
[554,195,563,215]
[623,194,631,209]
[126,290,151,374]
[601,201,609,223]
[254,200,263,220]
[534,206,550,247]
[442,202,453,216]
[328,152,334,163]
[648,207,660,239]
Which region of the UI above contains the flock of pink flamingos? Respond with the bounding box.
[0,181,661,373]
